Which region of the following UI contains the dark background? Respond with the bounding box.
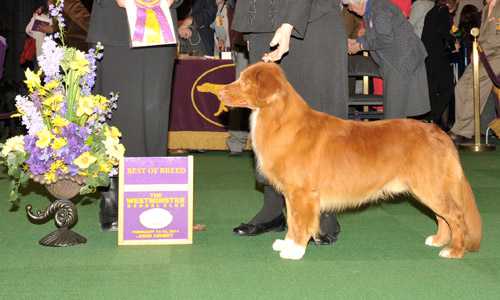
[0,0,93,83]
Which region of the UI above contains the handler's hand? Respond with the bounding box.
[263,23,293,62]
[116,0,127,7]
[347,38,362,55]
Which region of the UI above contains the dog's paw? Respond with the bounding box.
[279,242,306,260]
[439,247,464,259]
[425,234,450,248]
[425,235,443,247]
[272,239,291,252]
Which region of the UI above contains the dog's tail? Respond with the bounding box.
[459,176,482,251]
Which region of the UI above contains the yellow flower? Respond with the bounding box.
[43,94,64,111]
[1,135,25,157]
[50,160,68,174]
[69,50,90,74]
[44,80,60,91]
[451,24,458,34]
[44,171,57,183]
[36,129,54,148]
[74,151,97,169]
[77,96,95,117]
[94,95,108,111]
[99,162,113,173]
[24,69,42,93]
[52,137,67,150]
[53,115,69,127]
[104,126,122,139]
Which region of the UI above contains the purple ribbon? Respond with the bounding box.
[133,3,175,43]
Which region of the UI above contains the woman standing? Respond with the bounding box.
[231,0,348,244]
[87,0,183,231]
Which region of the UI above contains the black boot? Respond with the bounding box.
[311,212,341,245]
[99,177,119,232]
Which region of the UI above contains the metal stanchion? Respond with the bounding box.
[459,28,496,152]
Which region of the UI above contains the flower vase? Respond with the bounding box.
[25,176,87,247]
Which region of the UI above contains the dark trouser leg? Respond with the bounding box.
[248,185,285,224]
[99,177,118,231]
[234,183,341,244]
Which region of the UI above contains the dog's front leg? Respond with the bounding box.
[272,188,320,260]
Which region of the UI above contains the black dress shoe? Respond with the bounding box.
[447,131,472,144]
[310,233,338,245]
[101,221,118,232]
[233,214,286,236]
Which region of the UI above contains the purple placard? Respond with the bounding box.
[118,156,193,245]
[123,191,188,240]
[124,157,188,185]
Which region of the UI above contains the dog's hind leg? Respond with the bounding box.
[273,187,320,260]
[425,215,451,248]
[412,187,466,259]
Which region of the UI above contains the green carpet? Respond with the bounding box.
[1,150,500,300]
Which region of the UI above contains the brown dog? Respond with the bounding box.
[219,62,481,260]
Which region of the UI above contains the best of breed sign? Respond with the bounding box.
[118,156,193,245]
[125,0,177,47]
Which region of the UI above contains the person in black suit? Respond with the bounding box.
[87,0,183,231]
[230,0,348,245]
[421,0,458,130]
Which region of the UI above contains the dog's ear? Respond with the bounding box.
[254,63,284,106]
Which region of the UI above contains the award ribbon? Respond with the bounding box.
[133,0,174,43]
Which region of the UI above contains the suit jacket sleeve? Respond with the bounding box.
[63,0,91,32]
[358,8,394,51]
[280,0,313,38]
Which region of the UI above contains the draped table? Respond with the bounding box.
[168,57,236,150]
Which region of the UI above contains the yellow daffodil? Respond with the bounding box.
[74,151,97,169]
[94,95,108,111]
[52,137,67,150]
[99,162,113,173]
[44,171,57,183]
[43,94,64,111]
[50,160,68,174]
[36,129,54,148]
[44,80,60,91]
[77,96,95,117]
[24,69,42,93]
[104,126,122,139]
[53,115,69,127]
[69,50,90,75]
[1,135,25,156]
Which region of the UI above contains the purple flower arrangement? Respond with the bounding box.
[0,0,124,204]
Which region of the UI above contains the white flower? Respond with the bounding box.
[1,136,25,157]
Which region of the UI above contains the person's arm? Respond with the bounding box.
[279,0,313,39]
[61,0,91,32]
[357,9,394,51]
[26,16,36,38]
[263,0,313,62]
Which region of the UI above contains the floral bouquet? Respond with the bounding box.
[0,0,124,205]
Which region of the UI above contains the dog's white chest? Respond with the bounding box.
[250,110,263,168]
